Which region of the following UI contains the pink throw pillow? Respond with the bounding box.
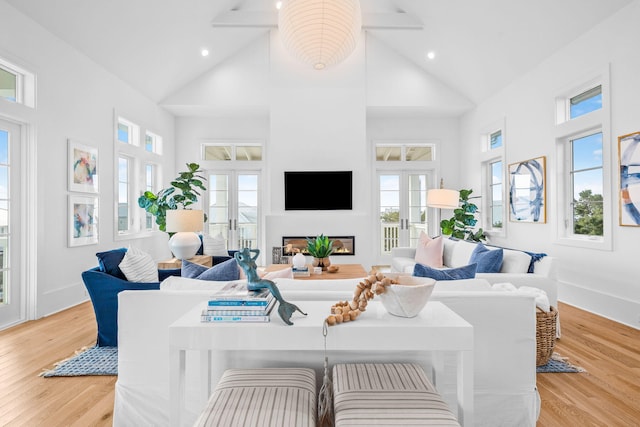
[414,232,444,268]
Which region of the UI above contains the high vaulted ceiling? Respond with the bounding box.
[6,0,633,107]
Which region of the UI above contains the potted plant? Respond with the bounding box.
[137,163,207,232]
[306,234,334,270]
[439,188,487,242]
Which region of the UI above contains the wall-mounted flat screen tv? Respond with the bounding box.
[284,171,352,210]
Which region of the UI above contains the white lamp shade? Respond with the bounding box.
[278,0,362,70]
[427,189,460,209]
[165,209,204,232]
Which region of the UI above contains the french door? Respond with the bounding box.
[206,171,260,251]
[0,119,22,329]
[378,171,432,258]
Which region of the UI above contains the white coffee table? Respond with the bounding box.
[169,300,474,426]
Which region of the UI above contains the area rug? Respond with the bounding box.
[537,352,585,373]
[41,346,117,377]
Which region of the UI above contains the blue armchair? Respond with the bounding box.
[81,267,181,347]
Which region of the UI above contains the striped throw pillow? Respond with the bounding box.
[119,247,158,282]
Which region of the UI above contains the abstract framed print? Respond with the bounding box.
[68,139,98,193]
[619,131,640,226]
[69,195,99,247]
[509,156,546,223]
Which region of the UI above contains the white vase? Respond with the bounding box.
[292,253,306,269]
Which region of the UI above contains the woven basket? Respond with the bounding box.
[536,306,558,366]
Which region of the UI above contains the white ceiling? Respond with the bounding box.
[5,0,633,107]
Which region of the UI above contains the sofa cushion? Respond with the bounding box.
[470,243,503,273]
[500,249,532,274]
[119,247,158,282]
[449,240,478,267]
[413,263,477,281]
[182,258,240,281]
[442,238,457,267]
[414,232,443,268]
[96,247,128,280]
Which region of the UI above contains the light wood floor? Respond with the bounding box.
[0,301,638,426]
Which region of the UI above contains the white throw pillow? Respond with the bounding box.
[449,240,477,267]
[119,247,158,282]
[203,233,228,256]
[500,249,532,273]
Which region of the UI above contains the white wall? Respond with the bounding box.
[169,30,465,267]
[459,1,640,328]
[0,1,176,319]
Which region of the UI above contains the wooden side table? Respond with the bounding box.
[158,255,213,269]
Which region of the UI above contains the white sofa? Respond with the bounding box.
[114,276,539,427]
[392,238,558,313]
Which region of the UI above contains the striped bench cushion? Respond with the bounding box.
[194,368,316,427]
[333,363,460,426]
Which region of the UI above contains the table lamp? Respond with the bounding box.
[165,209,204,260]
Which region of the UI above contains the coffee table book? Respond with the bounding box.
[201,298,275,323]
[208,282,272,307]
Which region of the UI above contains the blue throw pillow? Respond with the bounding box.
[182,258,240,281]
[181,260,208,278]
[469,243,504,273]
[96,248,128,280]
[413,263,477,281]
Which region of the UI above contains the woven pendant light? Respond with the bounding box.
[278,0,362,70]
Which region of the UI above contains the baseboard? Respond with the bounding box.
[38,280,90,319]
[559,281,640,330]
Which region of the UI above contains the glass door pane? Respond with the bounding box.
[379,174,401,254]
[236,174,259,250]
[407,173,428,247]
[208,174,229,238]
[0,119,20,328]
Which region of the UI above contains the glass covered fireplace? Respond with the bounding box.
[273,236,355,264]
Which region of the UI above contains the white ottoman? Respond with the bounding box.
[194,368,317,427]
[333,363,460,426]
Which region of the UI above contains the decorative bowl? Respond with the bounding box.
[378,275,436,318]
[327,265,340,273]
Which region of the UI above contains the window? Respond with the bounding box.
[570,85,602,119]
[489,161,503,228]
[203,144,262,161]
[0,57,35,108]
[570,132,603,236]
[556,71,610,249]
[145,131,162,154]
[375,143,435,162]
[0,67,17,103]
[489,130,502,150]
[118,157,130,233]
[115,115,163,237]
[143,164,156,230]
[480,122,505,235]
[117,118,138,145]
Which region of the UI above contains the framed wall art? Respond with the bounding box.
[69,195,99,247]
[68,139,98,193]
[618,131,640,226]
[509,156,546,223]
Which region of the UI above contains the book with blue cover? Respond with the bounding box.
[207,282,273,307]
[204,297,276,316]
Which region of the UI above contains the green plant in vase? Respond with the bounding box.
[306,234,334,270]
[137,163,207,232]
[440,188,487,242]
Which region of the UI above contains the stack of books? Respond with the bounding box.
[292,266,310,277]
[201,282,276,323]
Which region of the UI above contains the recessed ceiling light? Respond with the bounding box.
[201,49,209,57]
[276,1,283,10]
[427,51,436,60]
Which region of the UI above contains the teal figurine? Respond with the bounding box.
[234,248,306,325]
